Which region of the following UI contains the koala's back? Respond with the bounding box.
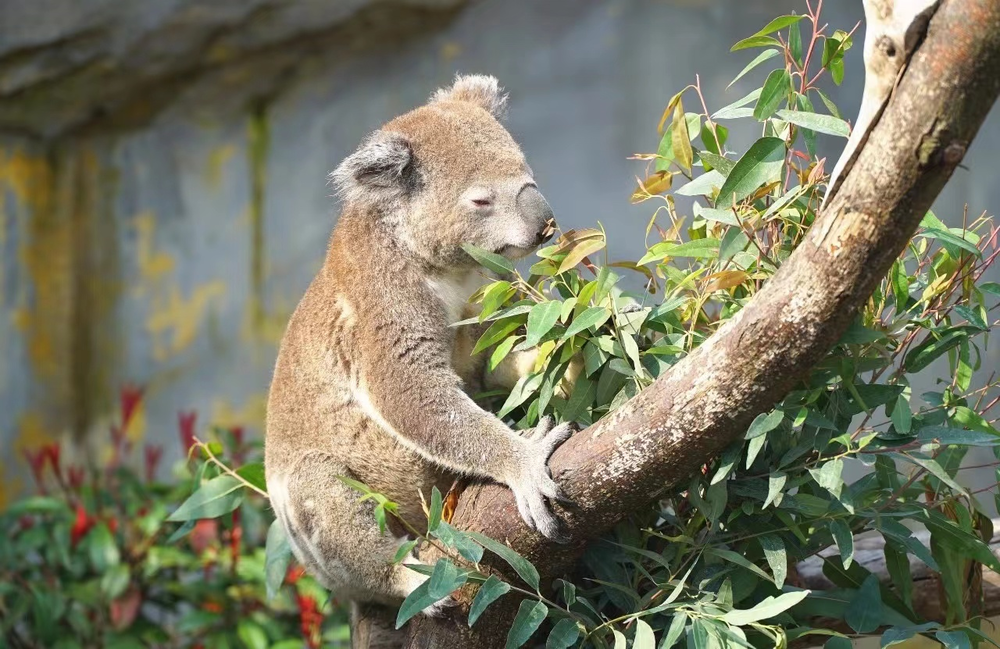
[265,211,454,525]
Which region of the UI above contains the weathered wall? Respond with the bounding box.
[1,0,998,506]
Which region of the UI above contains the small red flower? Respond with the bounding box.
[41,443,62,480]
[106,517,119,535]
[109,587,141,630]
[119,384,144,429]
[189,518,218,555]
[178,411,197,452]
[143,444,163,482]
[230,426,245,448]
[295,593,323,649]
[70,503,95,548]
[286,564,306,585]
[67,465,86,490]
[22,447,49,491]
[18,516,34,531]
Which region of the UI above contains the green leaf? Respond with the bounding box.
[427,558,466,599]
[524,301,563,348]
[826,637,853,649]
[763,471,787,508]
[639,238,722,265]
[747,410,783,439]
[918,228,982,258]
[468,532,540,590]
[237,620,269,649]
[752,14,806,37]
[546,619,581,649]
[489,335,520,372]
[563,307,612,339]
[506,600,548,649]
[845,575,883,633]
[235,463,266,492]
[473,316,526,355]
[903,454,968,496]
[88,523,120,572]
[264,520,292,599]
[713,88,762,120]
[754,69,792,121]
[722,590,810,625]
[815,88,843,119]
[775,109,850,137]
[731,35,782,52]
[662,613,688,649]
[881,624,939,648]
[717,137,785,207]
[168,475,244,522]
[633,619,657,648]
[396,579,449,629]
[916,426,1000,446]
[480,281,515,321]
[923,510,1000,572]
[884,541,914,609]
[830,519,854,569]
[428,486,443,533]
[698,151,735,176]
[936,631,972,649]
[463,243,515,275]
[671,102,694,172]
[759,534,787,588]
[100,563,130,599]
[891,395,912,435]
[728,49,781,88]
[497,371,544,418]
[809,459,844,499]
[469,575,512,626]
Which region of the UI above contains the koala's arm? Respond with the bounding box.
[352,319,571,536]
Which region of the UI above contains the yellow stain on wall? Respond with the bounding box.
[134,211,175,291]
[440,41,462,61]
[206,144,236,190]
[211,393,268,431]
[147,281,226,361]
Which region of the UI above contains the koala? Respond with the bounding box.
[264,75,574,619]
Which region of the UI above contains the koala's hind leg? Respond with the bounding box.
[276,456,436,610]
[350,602,404,649]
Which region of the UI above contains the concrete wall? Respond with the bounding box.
[1,0,998,505]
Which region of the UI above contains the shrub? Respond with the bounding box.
[1,388,350,649]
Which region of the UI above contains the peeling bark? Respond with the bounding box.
[358,1,1000,646]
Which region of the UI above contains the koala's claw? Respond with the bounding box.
[509,418,576,540]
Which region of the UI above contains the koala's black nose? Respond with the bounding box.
[518,185,556,246]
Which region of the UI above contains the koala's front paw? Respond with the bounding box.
[509,417,576,540]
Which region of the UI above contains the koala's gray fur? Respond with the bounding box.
[264,74,573,621]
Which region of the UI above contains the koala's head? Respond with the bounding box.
[330,74,556,269]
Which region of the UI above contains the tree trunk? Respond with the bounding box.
[394,0,1000,646]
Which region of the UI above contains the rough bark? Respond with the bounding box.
[394,0,1000,646]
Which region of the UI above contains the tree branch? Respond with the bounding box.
[398,1,1000,646]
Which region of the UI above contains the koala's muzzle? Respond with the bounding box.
[518,185,556,245]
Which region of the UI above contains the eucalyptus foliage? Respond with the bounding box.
[165,4,1000,648]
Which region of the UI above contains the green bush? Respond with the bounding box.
[1,390,350,649]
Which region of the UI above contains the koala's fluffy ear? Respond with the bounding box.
[430,74,508,120]
[330,130,417,205]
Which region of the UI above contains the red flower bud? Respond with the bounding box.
[70,503,95,548]
[144,444,163,482]
[67,465,86,490]
[178,411,197,452]
[119,384,144,429]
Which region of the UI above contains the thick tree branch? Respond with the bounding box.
[399,1,1000,646]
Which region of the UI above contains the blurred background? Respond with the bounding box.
[1,0,997,507]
